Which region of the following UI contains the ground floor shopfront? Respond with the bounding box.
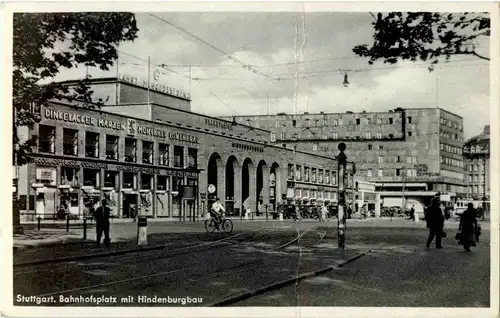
[20,154,199,221]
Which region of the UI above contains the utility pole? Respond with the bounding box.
[482,156,487,220]
[147,56,151,104]
[401,169,406,215]
[337,143,347,249]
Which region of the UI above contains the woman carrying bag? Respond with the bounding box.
[456,203,478,252]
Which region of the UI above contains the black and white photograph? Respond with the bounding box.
[2,2,498,317]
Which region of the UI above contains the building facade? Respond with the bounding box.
[463,125,490,200]
[224,107,466,214]
[16,79,344,221]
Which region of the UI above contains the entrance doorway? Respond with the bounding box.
[122,193,138,218]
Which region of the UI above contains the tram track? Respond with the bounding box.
[14,229,270,276]
[23,227,314,299]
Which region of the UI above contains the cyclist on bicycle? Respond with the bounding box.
[211,198,225,230]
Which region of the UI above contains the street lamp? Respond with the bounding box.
[337,143,348,249]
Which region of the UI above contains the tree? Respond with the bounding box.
[13,13,139,165]
[353,12,490,70]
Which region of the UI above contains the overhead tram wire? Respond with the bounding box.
[147,13,278,81]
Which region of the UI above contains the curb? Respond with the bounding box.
[210,249,371,307]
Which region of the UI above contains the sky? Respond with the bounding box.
[50,11,491,140]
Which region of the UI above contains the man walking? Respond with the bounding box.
[425,198,444,249]
[408,205,415,221]
[95,199,111,248]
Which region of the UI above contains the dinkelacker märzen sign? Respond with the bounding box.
[44,108,198,144]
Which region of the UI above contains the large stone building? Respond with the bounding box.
[15,77,347,221]
[224,107,466,214]
[463,125,490,200]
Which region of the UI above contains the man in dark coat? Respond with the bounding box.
[459,203,478,252]
[95,199,111,248]
[425,198,444,249]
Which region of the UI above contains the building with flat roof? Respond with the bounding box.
[15,78,348,221]
[224,107,466,214]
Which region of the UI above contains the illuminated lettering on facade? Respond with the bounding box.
[137,126,167,138]
[205,118,233,131]
[168,132,199,144]
[119,73,191,100]
[231,142,264,153]
[44,109,124,131]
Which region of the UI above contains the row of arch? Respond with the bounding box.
[207,153,281,213]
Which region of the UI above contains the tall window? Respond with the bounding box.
[378,156,384,164]
[188,148,198,168]
[159,143,169,166]
[311,168,317,183]
[85,131,100,158]
[378,169,383,177]
[389,118,393,124]
[83,169,99,187]
[280,132,285,140]
[104,171,118,188]
[407,116,412,123]
[61,167,79,187]
[39,125,56,153]
[142,141,154,164]
[332,132,338,140]
[122,172,135,189]
[304,167,310,182]
[157,175,168,191]
[124,138,137,162]
[318,170,324,183]
[376,132,382,139]
[106,135,119,160]
[63,129,78,156]
[296,165,302,181]
[288,164,294,180]
[174,145,184,168]
[270,133,276,142]
[395,156,401,163]
[331,171,337,185]
[365,132,371,139]
[333,119,338,126]
[325,171,330,184]
[367,169,372,177]
[396,168,401,176]
[407,169,412,177]
[356,118,361,125]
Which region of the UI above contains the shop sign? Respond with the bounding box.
[231,142,264,153]
[119,73,190,100]
[117,165,161,175]
[44,109,124,132]
[33,157,108,169]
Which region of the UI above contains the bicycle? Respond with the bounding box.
[205,214,233,234]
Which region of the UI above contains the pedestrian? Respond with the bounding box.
[425,198,444,249]
[457,203,478,252]
[295,205,302,221]
[321,203,328,222]
[408,205,415,221]
[95,199,111,248]
[361,204,367,220]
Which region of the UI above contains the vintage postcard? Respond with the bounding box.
[1,1,498,318]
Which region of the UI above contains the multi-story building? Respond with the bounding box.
[15,77,345,221]
[224,107,466,214]
[463,125,490,200]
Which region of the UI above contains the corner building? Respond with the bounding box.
[224,107,466,215]
[16,78,340,220]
